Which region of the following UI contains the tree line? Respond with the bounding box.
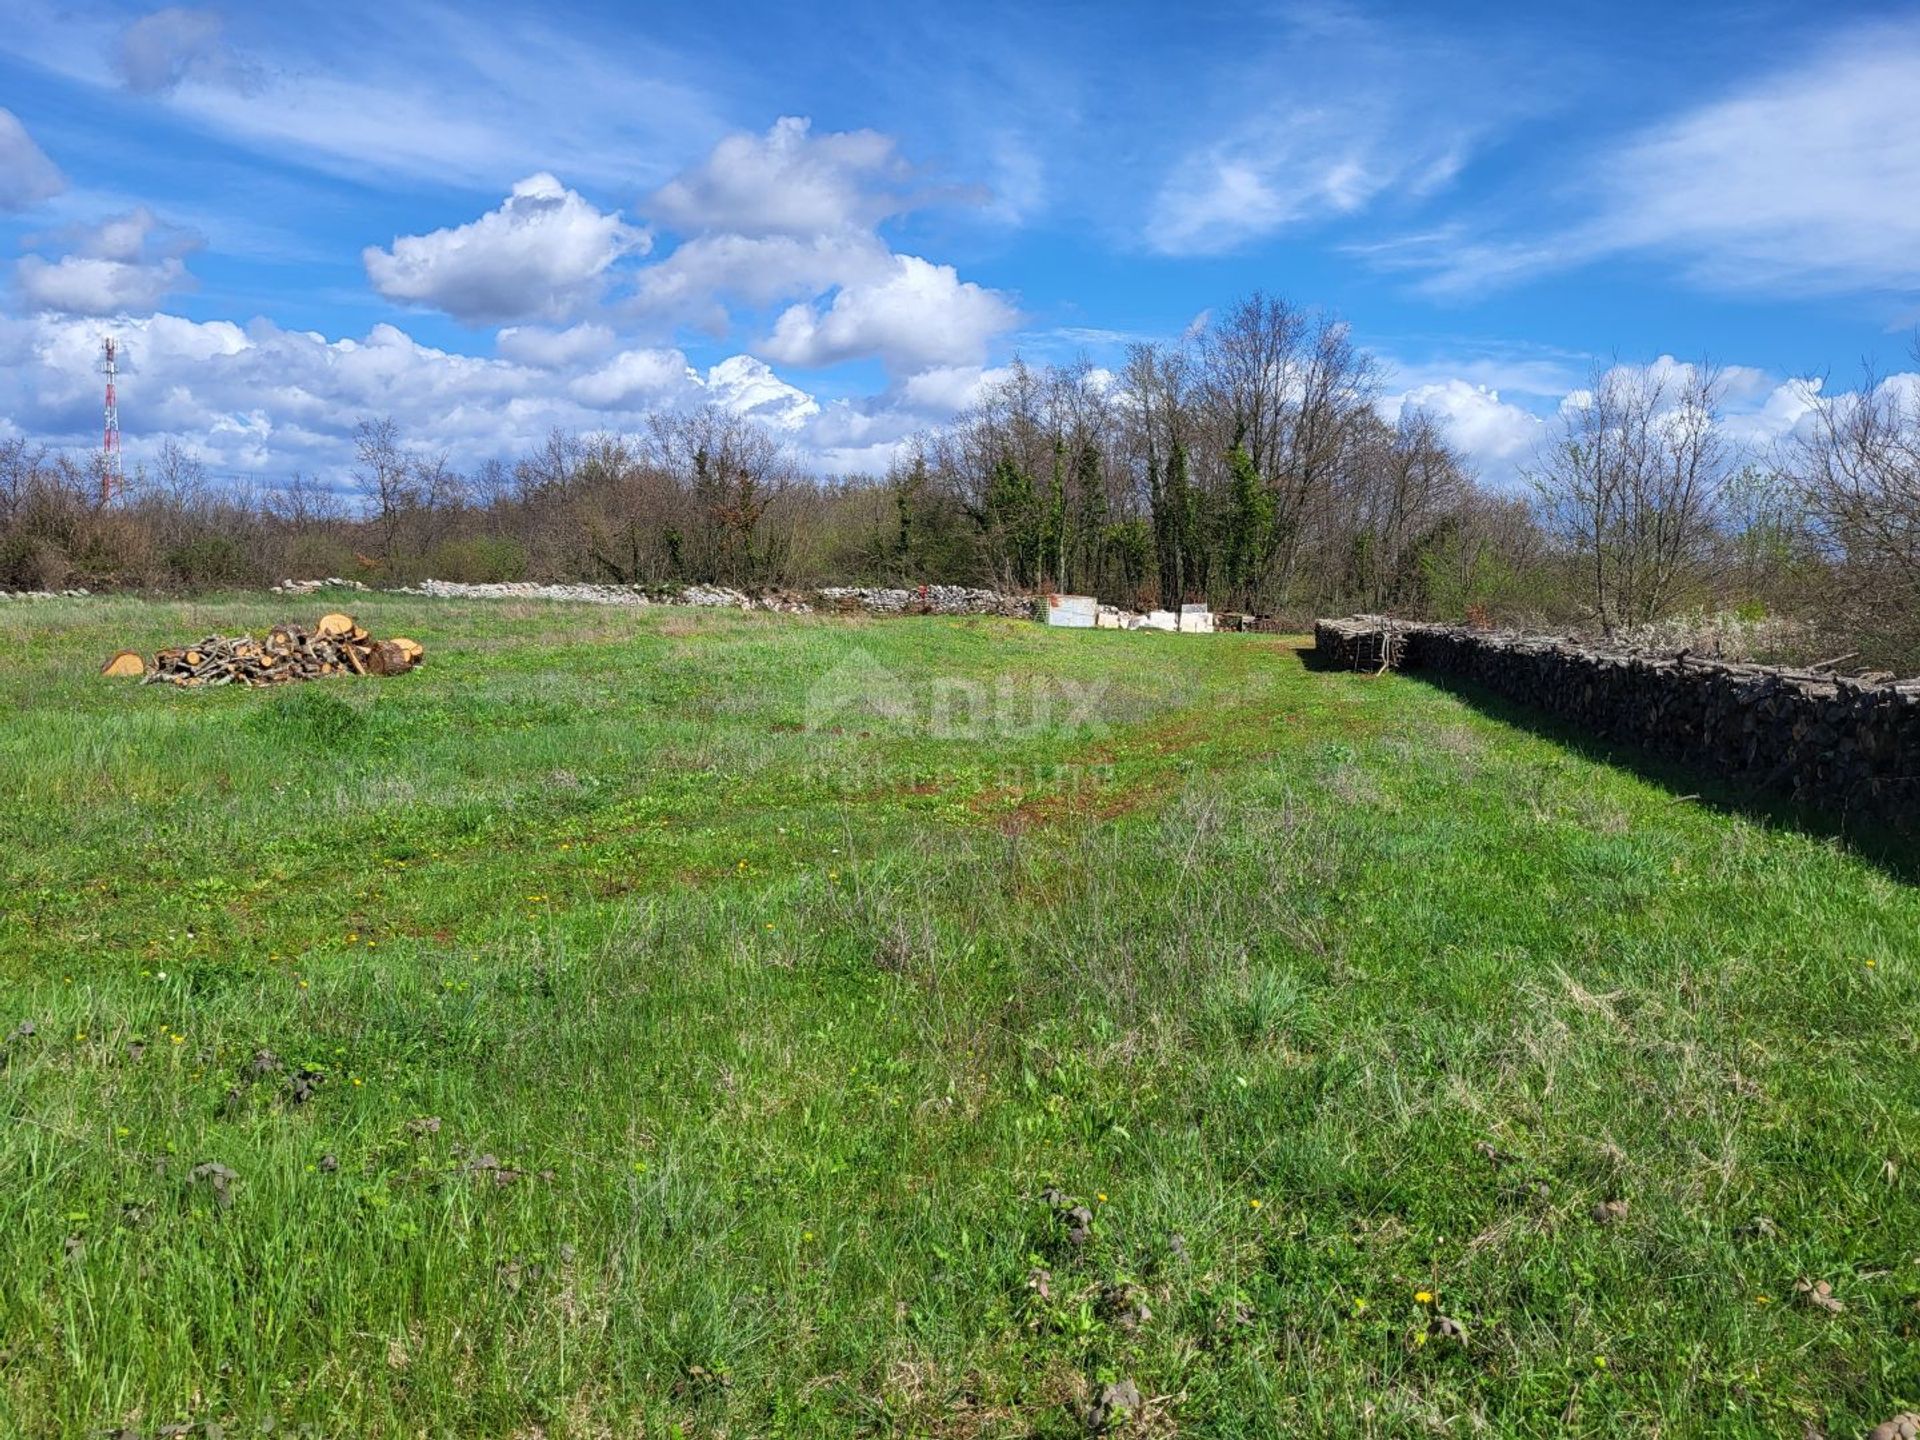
[3,292,1917,669]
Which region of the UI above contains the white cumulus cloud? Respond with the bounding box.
[364,174,649,326]
[15,207,201,316]
[1381,379,1545,491]
[701,355,820,431]
[649,116,920,238]
[760,255,1019,374]
[495,322,617,369]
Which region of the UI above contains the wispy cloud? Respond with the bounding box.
[1366,20,1920,301]
[0,108,65,212]
[0,0,727,193]
[1142,10,1547,255]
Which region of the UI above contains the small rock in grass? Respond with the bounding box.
[1066,1206,1093,1246]
[288,1067,323,1104]
[406,1115,442,1137]
[318,1153,339,1173]
[1428,1314,1468,1345]
[1089,1377,1142,1432]
[1101,1283,1152,1332]
[1794,1278,1844,1314]
[1590,1199,1628,1225]
[1167,1232,1188,1262]
[1869,1416,1920,1440]
[191,1161,238,1208]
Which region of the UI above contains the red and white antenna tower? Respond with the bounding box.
[100,335,122,504]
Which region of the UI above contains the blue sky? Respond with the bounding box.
[2,0,1918,489]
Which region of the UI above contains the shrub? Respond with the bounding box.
[165,535,261,589]
[424,536,529,583]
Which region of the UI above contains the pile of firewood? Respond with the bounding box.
[101,613,423,688]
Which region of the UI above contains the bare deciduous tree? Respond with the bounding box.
[1530,362,1731,632]
[353,416,415,564]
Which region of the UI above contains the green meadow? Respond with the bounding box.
[2,594,1916,1438]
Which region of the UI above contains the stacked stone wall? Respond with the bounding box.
[1315,617,1920,825]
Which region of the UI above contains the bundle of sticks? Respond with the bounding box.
[102,613,423,687]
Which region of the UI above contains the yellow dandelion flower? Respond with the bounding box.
[1249,1198,1261,1209]
[1415,1291,1434,1304]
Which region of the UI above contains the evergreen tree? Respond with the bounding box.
[1221,441,1275,605]
[981,456,1040,587]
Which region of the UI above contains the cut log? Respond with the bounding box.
[315,612,356,638]
[390,636,424,662]
[366,640,408,676]
[100,649,146,678]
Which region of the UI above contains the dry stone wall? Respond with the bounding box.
[1316,616,1920,827]
[381,579,1036,617]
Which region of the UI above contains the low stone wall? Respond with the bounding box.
[385,579,1037,617]
[814,585,1035,617]
[1315,616,1920,826]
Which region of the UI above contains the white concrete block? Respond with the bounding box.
[1046,593,1098,628]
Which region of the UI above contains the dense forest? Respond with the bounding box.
[5,293,1917,668]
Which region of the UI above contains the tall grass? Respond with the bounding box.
[2,596,1915,1436]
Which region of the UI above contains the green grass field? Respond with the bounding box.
[3,595,1917,1438]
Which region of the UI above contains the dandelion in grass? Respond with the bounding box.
[1249,1198,1261,1209]
[1415,1291,1433,1305]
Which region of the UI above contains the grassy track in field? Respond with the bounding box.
[2,594,1917,1438]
